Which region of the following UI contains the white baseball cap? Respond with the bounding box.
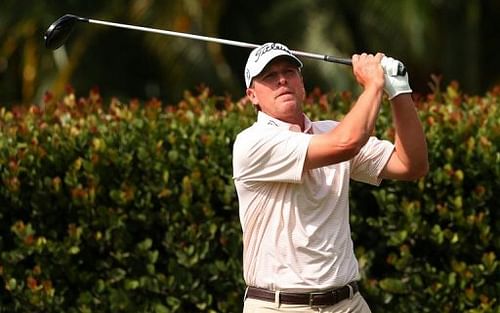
[244,42,303,88]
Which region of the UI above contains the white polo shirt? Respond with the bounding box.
[232,111,394,292]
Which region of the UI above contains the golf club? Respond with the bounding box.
[44,14,406,75]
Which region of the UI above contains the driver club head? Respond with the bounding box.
[44,14,87,50]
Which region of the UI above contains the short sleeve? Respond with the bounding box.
[233,127,312,184]
[350,137,394,185]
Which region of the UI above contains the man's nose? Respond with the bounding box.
[277,73,287,85]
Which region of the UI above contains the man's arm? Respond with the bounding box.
[380,94,429,180]
[304,53,385,170]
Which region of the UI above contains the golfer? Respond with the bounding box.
[232,42,428,312]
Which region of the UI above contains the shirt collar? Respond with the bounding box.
[257,111,313,134]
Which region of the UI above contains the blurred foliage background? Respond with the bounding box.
[1,0,499,106]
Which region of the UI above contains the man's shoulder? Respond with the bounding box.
[235,122,259,139]
[235,121,282,139]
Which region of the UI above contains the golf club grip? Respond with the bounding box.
[324,55,352,66]
[324,55,406,76]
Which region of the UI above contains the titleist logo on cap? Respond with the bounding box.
[244,42,302,87]
[252,43,292,63]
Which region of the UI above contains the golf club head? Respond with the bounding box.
[44,14,87,50]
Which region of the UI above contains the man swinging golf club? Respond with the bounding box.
[43,14,425,312]
[232,42,429,312]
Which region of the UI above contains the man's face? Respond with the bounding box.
[246,57,306,124]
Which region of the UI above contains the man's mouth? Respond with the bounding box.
[276,90,294,98]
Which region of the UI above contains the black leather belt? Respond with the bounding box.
[245,281,359,306]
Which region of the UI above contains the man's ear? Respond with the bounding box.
[246,88,258,105]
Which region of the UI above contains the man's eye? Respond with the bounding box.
[263,73,277,81]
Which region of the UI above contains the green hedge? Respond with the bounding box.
[0,83,499,312]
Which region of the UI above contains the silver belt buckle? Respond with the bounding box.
[308,291,322,307]
[347,284,354,299]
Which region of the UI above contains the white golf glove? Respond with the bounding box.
[381,56,412,100]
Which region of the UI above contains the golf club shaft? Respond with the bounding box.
[85,18,352,66]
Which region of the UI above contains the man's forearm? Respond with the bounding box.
[305,86,383,170]
[334,85,383,146]
[391,94,429,176]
